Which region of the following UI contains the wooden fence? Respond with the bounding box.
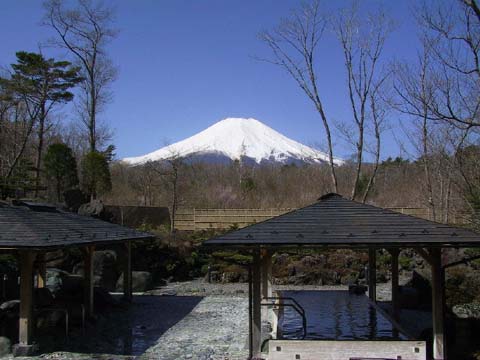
[174,206,471,231]
[175,207,427,231]
[175,208,294,231]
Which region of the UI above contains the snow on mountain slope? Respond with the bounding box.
[122,118,344,165]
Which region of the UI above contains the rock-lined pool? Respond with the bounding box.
[279,290,408,340]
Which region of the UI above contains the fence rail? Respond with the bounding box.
[174,206,470,231]
[175,208,294,231]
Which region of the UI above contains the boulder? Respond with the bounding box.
[116,271,153,292]
[452,303,480,319]
[0,336,11,357]
[222,271,242,283]
[0,300,19,314]
[46,268,70,296]
[341,272,358,285]
[73,250,119,291]
[78,199,105,218]
[273,253,290,267]
[376,270,390,283]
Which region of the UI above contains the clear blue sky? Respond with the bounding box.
[1,0,421,160]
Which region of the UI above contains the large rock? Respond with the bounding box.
[73,250,119,291]
[0,300,19,314]
[116,271,153,292]
[46,268,70,295]
[452,303,480,319]
[78,199,105,218]
[0,336,11,357]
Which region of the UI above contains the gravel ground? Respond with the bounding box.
[3,279,404,360]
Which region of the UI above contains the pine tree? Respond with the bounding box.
[2,51,82,197]
[44,143,79,202]
[81,151,112,200]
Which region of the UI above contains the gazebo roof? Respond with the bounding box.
[0,201,153,250]
[204,193,480,248]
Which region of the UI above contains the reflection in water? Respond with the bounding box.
[279,290,406,340]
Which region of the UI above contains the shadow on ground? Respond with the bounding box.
[36,295,203,357]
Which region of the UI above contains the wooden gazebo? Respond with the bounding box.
[204,193,480,360]
[0,201,153,356]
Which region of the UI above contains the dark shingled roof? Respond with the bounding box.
[203,193,480,248]
[0,202,153,249]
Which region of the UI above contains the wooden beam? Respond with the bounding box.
[18,251,36,345]
[83,245,95,318]
[123,241,132,302]
[251,249,262,357]
[368,248,377,302]
[388,248,400,320]
[430,248,445,360]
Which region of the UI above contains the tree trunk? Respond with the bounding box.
[34,104,46,198]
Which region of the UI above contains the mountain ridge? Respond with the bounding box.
[122,117,344,166]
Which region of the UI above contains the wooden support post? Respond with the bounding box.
[260,249,272,299]
[83,245,95,318]
[36,253,46,289]
[430,248,445,360]
[389,248,400,320]
[368,248,377,303]
[261,249,276,338]
[18,251,35,346]
[251,249,262,357]
[248,266,253,359]
[123,241,132,302]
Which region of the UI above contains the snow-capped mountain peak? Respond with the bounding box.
[122,117,344,165]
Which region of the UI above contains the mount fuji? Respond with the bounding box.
[122,117,344,166]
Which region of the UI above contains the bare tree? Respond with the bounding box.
[146,154,185,235]
[43,0,117,152]
[361,78,389,203]
[333,5,392,200]
[258,0,339,192]
[417,0,480,129]
[393,42,440,218]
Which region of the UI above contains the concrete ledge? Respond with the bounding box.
[268,340,426,360]
[12,343,39,357]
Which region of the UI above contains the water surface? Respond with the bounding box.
[279,290,407,340]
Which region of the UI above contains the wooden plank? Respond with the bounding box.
[268,340,426,360]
